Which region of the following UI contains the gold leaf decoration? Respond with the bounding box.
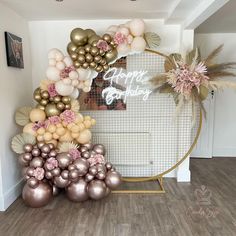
[71,100,80,112]
[144,32,161,49]
[11,133,36,154]
[58,142,79,153]
[15,107,32,126]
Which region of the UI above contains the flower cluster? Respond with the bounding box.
[88,154,105,166]
[60,66,76,79]
[69,148,81,160]
[60,110,76,125]
[113,32,127,45]
[47,83,58,97]
[96,40,110,52]
[166,62,209,98]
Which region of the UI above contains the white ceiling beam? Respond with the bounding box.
[164,0,182,23]
[183,0,229,29]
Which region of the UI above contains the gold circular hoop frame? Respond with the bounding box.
[122,49,203,182]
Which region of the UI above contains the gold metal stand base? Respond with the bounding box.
[112,177,165,194]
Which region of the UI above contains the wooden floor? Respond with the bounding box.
[1,157,236,236]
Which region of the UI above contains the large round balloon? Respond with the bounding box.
[66,179,89,202]
[22,182,53,208]
[87,180,106,200]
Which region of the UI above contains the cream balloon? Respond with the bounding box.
[70,88,79,99]
[55,80,74,96]
[118,27,130,36]
[29,108,46,122]
[77,68,91,80]
[23,123,36,136]
[56,61,66,70]
[48,48,64,60]
[130,37,146,53]
[46,66,61,81]
[49,58,56,66]
[77,129,92,144]
[63,56,73,67]
[69,71,79,80]
[117,44,131,57]
[129,19,145,36]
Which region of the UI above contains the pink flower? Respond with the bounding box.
[69,148,81,160]
[48,83,58,97]
[48,116,61,125]
[45,157,58,171]
[96,40,110,52]
[60,110,76,124]
[32,121,49,131]
[60,66,76,79]
[166,62,210,98]
[33,167,45,180]
[114,32,127,45]
[88,154,105,166]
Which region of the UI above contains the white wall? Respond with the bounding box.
[195,33,236,157]
[0,3,32,211]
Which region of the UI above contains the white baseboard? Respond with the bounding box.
[0,179,23,211]
[177,170,191,182]
[213,147,236,157]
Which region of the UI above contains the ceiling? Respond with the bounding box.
[0,0,206,22]
[196,0,236,33]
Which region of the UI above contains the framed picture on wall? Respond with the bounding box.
[4,32,24,68]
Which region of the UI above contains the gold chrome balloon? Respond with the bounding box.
[90,46,99,56]
[99,49,105,56]
[89,62,97,69]
[84,44,91,53]
[61,96,71,104]
[105,49,118,63]
[78,55,85,64]
[95,65,103,72]
[65,104,71,110]
[53,95,61,103]
[85,53,93,63]
[103,34,112,42]
[67,42,77,54]
[70,28,88,46]
[74,61,81,68]
[45,104,60,117]
[103,64,109,71]
[56,102,65,111]
[85,29,96,38]
[40,99,48,106]
[70,52,78,61]
[77,47,86,55]
[34,94,42,102]
[88,35,101,45]
[41,91,49,99]
[36,104,45,110]
[82,62,89,69]
[94,55,102,63]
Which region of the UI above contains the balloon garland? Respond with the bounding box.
[11,19,162,207]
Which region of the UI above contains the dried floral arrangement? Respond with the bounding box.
[150,45,236,116]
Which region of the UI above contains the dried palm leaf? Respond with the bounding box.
[15,106,32,126]
[207,62,236,73]
[149,74,167,87]
[144,32,161,49]
[208,71,236,79]
[11,133,36,154]
[209,80,236,90]
[186,48,201,65]
[153,82,174,94]
[58,142,79,153]
[204,44,223,66]
[199,85,209,101]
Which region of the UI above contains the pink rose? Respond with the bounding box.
[33,167,45,180]
[69,148,81,160]
[60,110,76,124]
[48,83,58,97]
[45,157,58,170]
[96,40,110,52]
[48,116,61,125]
[114,32,127,45]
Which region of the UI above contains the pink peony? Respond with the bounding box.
[32,121,49,131]
[69,148,81,160]
[33,167,45,180]
[60,66,76,79]
[96,40,110,52]
[166,62,209,98]
[48,83,58,97]
[45,157,58,171]
[60,110,76,124]
[88,154,105,166]
[48,116,61,125]
[114,32,127,45]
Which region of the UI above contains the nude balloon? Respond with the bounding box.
[129,19,145,36]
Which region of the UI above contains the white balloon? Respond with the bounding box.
[72,79,79,87]
[129,19,145,36]
[106,25,119,33]
[88,70,98,80]
[69,71,79,80]
[56,61,66,70]
[62,78,72,85]
[77,68,91,80]
[83,86,91,93]
[118,27,130,36]
[46,66,61,81]
[63,56,73,67]
[49,58,57,66]
[117,44,131,57]
[55,53,64,62]
[55,80,74,96]
[70,88,80,99]
[48,48,63,59]
[131,37,146,53]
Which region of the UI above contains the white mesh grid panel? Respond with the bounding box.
[82,51,192,177]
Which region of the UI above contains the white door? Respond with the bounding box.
[191,91,215,158]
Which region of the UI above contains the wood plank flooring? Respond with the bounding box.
[0,157,236,236]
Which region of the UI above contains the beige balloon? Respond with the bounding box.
[77,129,92,144]
[29,108,46,122]
[23,123,37,136]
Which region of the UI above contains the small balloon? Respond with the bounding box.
[23,153,32,162]
[105,171,122,190]
[31,148,41,157]
[85,173,94,182]
[61,170,69,179]
[81,151,90,159]
[73,159,89,176]
[54,175,70,188]
[93,144,106,155]
[105,49,118,63]
[56,152,72,169]
[27,177,39,189]
[45,104,60,117]
[89,166,98,176]
[52,185,60,196]
[51,167,61,177]
[41,144,51,154]
[30,157,44,168]
[23,144,33,153]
